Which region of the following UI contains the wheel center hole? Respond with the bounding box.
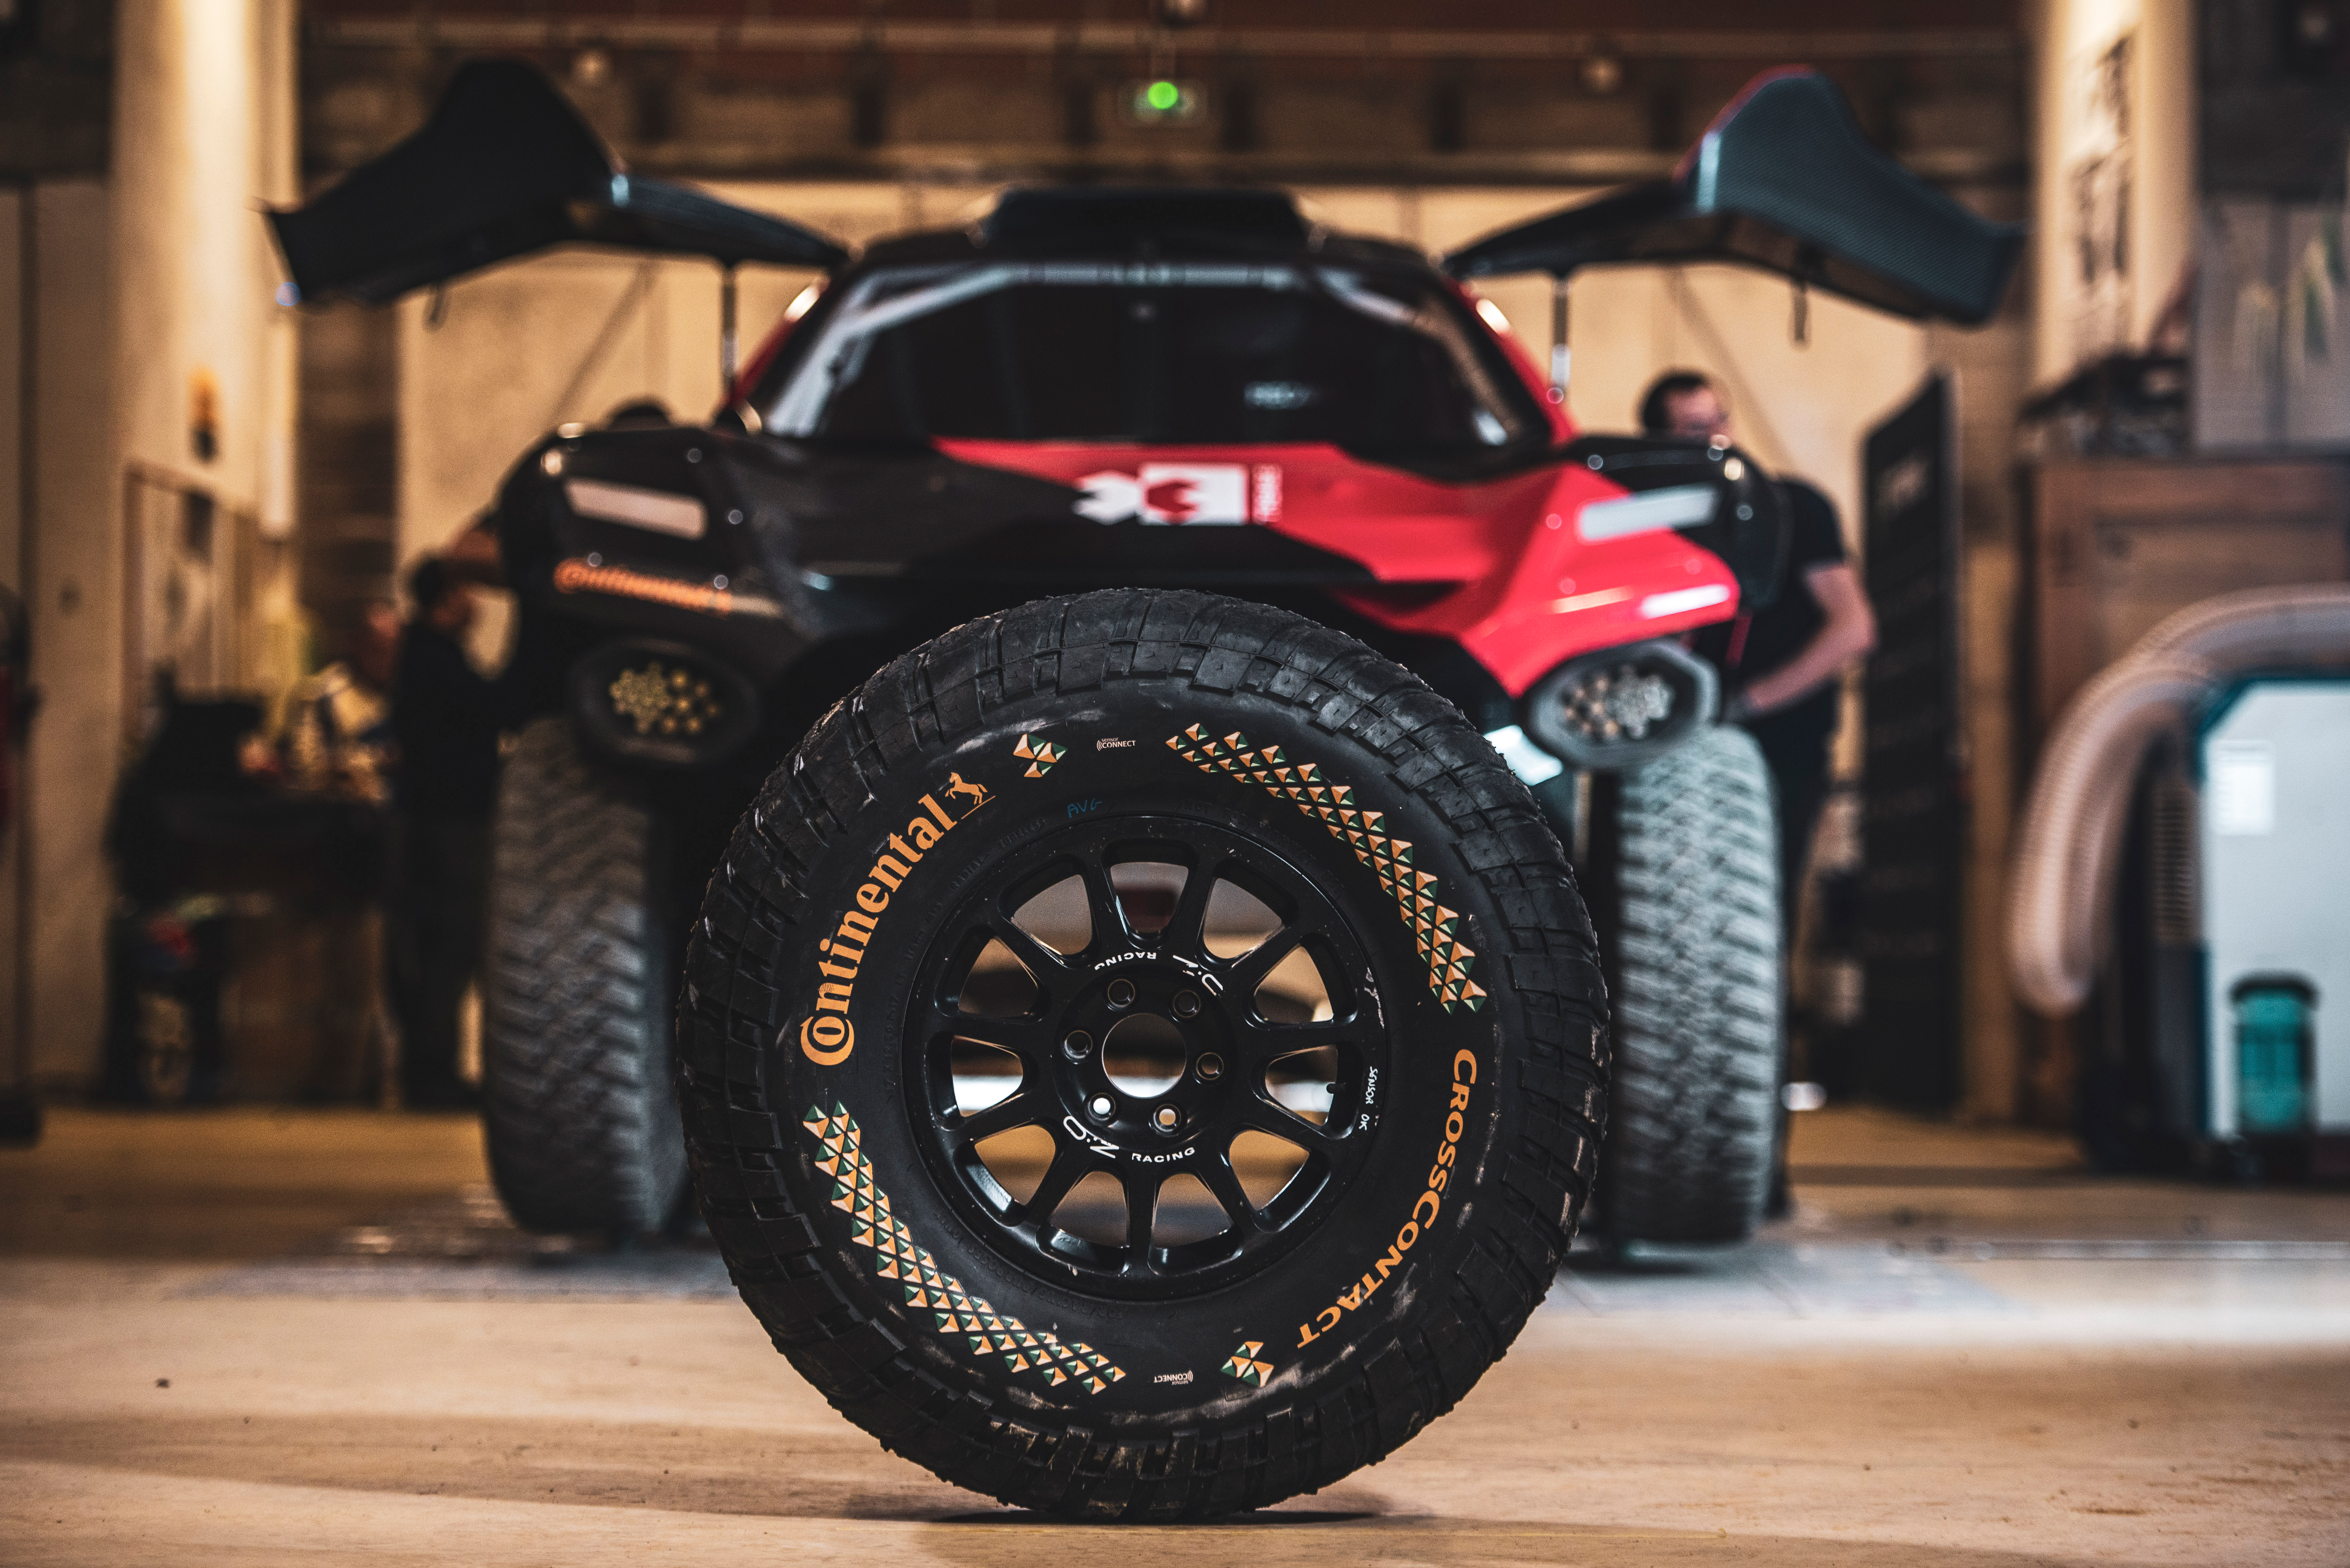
[1101,1011,1188,1098]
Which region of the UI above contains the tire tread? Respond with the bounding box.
[484,718,688,1236]
[1604,724,1781,1244]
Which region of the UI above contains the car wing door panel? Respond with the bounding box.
[267,60,846,305]
[1443,68,2023,326]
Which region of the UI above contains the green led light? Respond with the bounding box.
[1145,79,1181,112]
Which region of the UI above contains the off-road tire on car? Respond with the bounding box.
[484,717,690,1237]
[1591,723,1781,1245]
[678,589,1609,1519]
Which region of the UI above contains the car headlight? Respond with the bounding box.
[568,639,760,768]
[1520,639,1720,772]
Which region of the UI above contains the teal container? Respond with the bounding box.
[2231,976,2316,1135]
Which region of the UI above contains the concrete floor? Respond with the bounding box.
[4,1107,2347,1565]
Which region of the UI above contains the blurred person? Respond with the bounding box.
[271,601,405,1101]
[386,557,517,1110]
[1641,371,1877,1214]
[281,601,400,803]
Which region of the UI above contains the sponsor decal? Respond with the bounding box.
[1293,1050,1479,1349]
[1012,733,1067,777]
[1168,725,1486,1012]
[1251,463,1284,523]
[804,1103,1128,1394]
[793,772,994,1065]
[552,556,783,618]
[1073,462,1283,526]
[1154,1370,1196,1386]
[1095,737,1137,751]
[1222,1341,1274,1387]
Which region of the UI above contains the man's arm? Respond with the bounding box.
[1733,562,1878,717]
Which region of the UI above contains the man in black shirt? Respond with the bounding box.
[387,557,516,1109]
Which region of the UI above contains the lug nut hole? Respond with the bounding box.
[1153,1105,1182,1132]
[1063,1029,1093,1059]
[1195,1052,1224,1081]
[1089,1094,1116,1120]
[1106,978,1136,1008]
[1173,990,1200,1018]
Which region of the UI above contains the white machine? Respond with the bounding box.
[2198,679,2350,1139]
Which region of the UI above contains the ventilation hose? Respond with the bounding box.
[2008,585,2350,1017]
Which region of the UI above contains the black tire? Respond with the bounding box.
[1595,723,1781,1245]
[484,717,689,1237]
[679,589,1608,1519]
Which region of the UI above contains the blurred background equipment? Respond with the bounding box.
[1856,373,1963,1110]
[2192,683,2348,1176]
[2009,586,2350,1177]
[102,677,390,1106]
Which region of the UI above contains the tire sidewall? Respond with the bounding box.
[756,682,1514,1420]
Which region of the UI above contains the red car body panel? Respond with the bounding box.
[936,438,1741,699]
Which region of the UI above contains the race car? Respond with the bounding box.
[273,59,2018,1518]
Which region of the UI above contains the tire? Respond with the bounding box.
[1594,723,1782,1245]
[484,717,689,1237]
[679,589,1608,1519]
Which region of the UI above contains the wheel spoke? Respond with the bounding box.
[983,919,1069,994]
[1250,1018,1354,1053]
[1159,854,1225,960]
[1018,1145,1087,1232]
[1242,1095,1337,1148]
[953,1090,1041,1144]
[1120,1169,1161,1266]
[1225,924,1302,993]
[1197,1148,1260,1231]
[1074,853,1129,955]
[944,1013,1050,1063]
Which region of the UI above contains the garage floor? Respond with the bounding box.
[5,1106,2346,1565]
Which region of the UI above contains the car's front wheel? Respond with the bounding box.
[677,589,1609,1518]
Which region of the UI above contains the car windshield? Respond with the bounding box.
[754,260,1543,460]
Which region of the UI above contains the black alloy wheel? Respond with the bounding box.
[908,816,1389,1299]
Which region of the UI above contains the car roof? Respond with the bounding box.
[849,186,1438,276]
